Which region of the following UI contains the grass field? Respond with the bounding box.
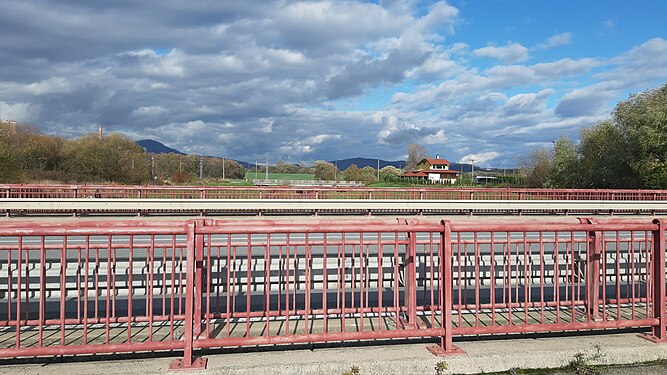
[244,172,316,180]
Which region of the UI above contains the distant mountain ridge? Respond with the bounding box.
[136,139,185,155]
[134,140,504,172]
[329,157,405,170]
[136,139,254,168]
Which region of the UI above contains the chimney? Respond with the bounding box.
[98,125,103,140]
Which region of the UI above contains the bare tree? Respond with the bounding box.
[516,147,553,188]
[405,143,428,171]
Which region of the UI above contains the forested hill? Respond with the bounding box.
[136,139,185,155]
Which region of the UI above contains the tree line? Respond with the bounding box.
[520,84,667,189]
[0,123,246,184]
[0,122,405,185]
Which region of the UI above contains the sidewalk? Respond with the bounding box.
[1,332,666,375]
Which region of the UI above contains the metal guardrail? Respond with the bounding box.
[2,198,667,215]
[0,218,665,368]
[3,184,667,200]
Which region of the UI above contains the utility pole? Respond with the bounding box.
[199,156,203,179]
[265,157,269,181]
[377,158,380,181]
[222,157,225,181]
[255,160,258,180]
[151,156,155,182]
[470,158,477,184]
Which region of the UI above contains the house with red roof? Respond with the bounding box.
[403,155,460,184]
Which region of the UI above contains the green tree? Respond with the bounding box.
[0,125,19,182]
[379,165,402,181]
[273,160,300,174]
[577,121,636,188]
[63,133,147,183]
[361,166,378,184]
[548,136,579,188]
[614,84,667,188]
[222,159,244,179]
[342,164,362,182]
[313,160,337,180]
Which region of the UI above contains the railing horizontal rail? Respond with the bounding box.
[3,198,667,216]
[3,184,667,201]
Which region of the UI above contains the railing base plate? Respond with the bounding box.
[638,333,667,343]
[426,344,466,356]
[169,356,208,371]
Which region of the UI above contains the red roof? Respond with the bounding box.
[420,158,450,165]
[404,170,429,177]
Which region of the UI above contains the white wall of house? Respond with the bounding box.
[428,173,457,184]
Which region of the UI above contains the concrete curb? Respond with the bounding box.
[1,332,666,375]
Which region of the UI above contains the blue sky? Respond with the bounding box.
[0,0,666,166]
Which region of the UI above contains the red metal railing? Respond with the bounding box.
[3,184,667,200]
[0,218,665,368]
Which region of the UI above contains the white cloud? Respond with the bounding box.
[473,43,529,63]
[131,106,167,116]
[0,1,665,166]
[460,152,500,165]
[536,32,573,49]
[0,101,40,123]
[503,89,553,115]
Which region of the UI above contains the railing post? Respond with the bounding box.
[578,218,601,321]
[645,219,667,342]
[404,229,418,328]
[587,228,602,321]
[193,219,206,338]
[169,221,207,370]
[428,220,464,355]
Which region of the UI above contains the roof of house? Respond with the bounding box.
[419,158,450,165]
[404,170,429,177]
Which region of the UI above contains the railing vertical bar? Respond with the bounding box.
[490,232,496,326]
[631,231,636,320]
[246,233,251,337]
[305,232,311,335]
[38,236,45,347]
[83,235,90,345]
[474,232,480,327]
[650,219,666,340]
[323,233,328,334]
[286,234,291,335]
[128,234,134,344]
[106,235,112,344]
[523,231,529,325]
[15,236,22,348]
[60,236,67,346]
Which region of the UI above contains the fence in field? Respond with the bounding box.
[0,218,665,369]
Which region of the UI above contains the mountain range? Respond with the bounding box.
[134,139,509,173]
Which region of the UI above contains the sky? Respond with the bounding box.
[1,1,666,167]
